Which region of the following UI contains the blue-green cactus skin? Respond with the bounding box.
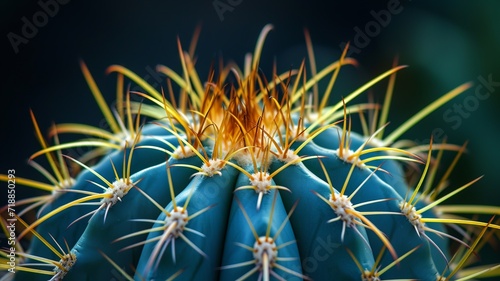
[135,163,239,280]
[15,123,456,281]
[25,130,179,258]
[220,188,302,281]
[291,132,446,280]
[15,132,203,280]
[63,157,203,280]
[313,127,410,197]
[270,160,376,280]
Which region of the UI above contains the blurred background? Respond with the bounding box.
[2,0,500,277]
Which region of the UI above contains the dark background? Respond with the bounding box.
[2,0,500,277]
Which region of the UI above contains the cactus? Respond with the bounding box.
[2,24,500,281]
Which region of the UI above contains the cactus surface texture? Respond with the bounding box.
[2,25,500,281]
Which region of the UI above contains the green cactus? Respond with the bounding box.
[2,24,500,281]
